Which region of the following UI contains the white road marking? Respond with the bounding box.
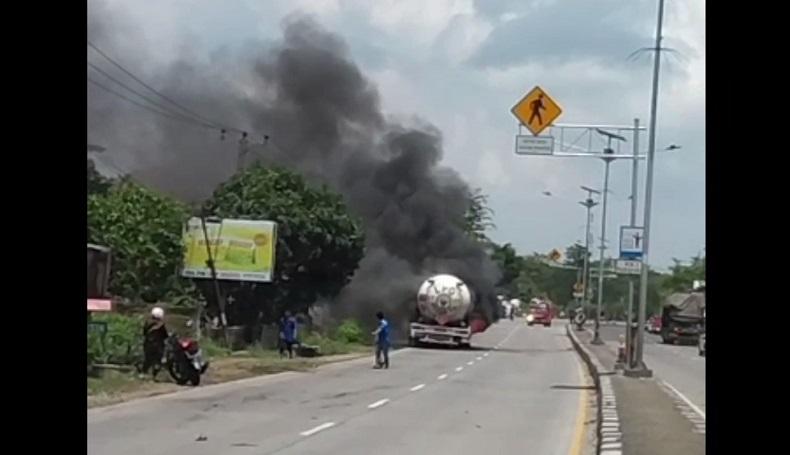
[455,366,463,372]
[367,399,390,409]
[300,422,336,437]
[662,380,705,419]
[483,353,489,357]
[467,361,474,366]
[476,356,482,361]
[410,384,426,392]
[437,374,448,380]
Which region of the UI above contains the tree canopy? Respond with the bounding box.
[203,165,365,319]
[87,179,189,302]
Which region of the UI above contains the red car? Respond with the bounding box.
[646,315,662,334]
[525,300,554,327]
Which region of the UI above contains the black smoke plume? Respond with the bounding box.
[88,10,501,329]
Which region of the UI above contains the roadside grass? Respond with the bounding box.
[87,329,371,408]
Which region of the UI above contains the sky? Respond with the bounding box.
[87,0,705,271]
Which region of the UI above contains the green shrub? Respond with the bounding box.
[88,313,144,365]
[334,319,364,344]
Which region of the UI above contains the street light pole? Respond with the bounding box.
[592,145,615,345]
[630,0,665,378]
[626,118,640,368]
[579,187,599,318]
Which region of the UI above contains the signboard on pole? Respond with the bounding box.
[515,135,554,155]
[619,226,644,260]
[511,86,563,136]
[182,217,277,282]
[615,259,642,275]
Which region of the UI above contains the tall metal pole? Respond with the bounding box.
[632,0,665,377]
[579,188,599,317]
[592,145,615,345]
[626,118,640,368]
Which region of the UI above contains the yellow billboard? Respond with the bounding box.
[181,217,277,282]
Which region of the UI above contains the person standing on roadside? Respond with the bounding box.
[279,311,298,359]
[372,311,390,369]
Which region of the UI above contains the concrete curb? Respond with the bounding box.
[566,324,624,455]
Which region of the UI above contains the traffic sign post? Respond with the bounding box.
[620,226,645,260]
[515,135,554,155]
[511,86,563,136]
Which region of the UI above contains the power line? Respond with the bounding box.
[88,62,216,130]
[88,76,218,130]
[88,40,230,132]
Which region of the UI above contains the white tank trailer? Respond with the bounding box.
[409,274,483,347]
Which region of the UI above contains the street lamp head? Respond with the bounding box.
[595,128,628,143]
[580,185,601,195]
[542,191,552,197]
[665,144,682,151]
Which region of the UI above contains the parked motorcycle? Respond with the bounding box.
[165,334,208,386]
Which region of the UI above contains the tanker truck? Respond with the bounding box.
[408,274,487,348]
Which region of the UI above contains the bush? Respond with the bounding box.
[334,319,364,344]
[88,313,144,365]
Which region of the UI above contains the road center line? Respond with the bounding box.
[483,353,489,357]
[437,374,448,380]
[661,380,706,419]
[476,356,482,361]
[455,366,463,372]
[410,384,426,392]
[466,361,474,366]
[300,422,336,437]
[367,399,390,409]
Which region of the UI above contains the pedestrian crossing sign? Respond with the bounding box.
[511,86,563,136]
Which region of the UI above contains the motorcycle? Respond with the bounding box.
[165,334,208,386]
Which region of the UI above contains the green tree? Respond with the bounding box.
[564,243,589,269]
[87,158,113,196]
[464,188,495,244]
[87,179,189,302]
[203,165,365,320]
[661,254,705,294]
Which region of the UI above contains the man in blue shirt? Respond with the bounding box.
[372,311,390,369]
[279,311,298,359]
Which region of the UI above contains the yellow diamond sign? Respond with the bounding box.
[511,86,563,136]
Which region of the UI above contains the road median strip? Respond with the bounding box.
[566,324,623,455]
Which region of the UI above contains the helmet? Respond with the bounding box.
[151,307,165,320]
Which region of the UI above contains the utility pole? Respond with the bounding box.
[199,213,229,346]
[237,132,249,172]
[626,118,640,368]
[628,0,665,378]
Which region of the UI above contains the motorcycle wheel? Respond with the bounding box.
[168,362,190,385]
[189,373,201,386]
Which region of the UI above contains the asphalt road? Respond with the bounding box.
[89,320,589,455]
[598,324,705,414]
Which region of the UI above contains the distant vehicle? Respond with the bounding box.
[661,291,705,345]
[525,298,554,327]
[645,315,662,334]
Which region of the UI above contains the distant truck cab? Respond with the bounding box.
[525,298,554,327]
